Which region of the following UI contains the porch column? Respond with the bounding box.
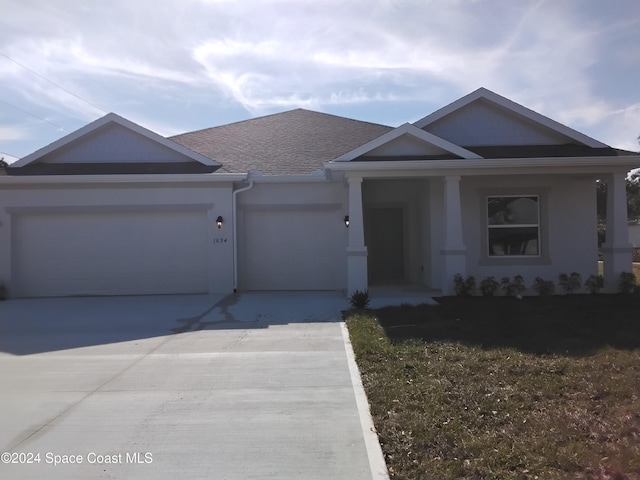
[602,172,633,292]
[346,175,368,294]
[441,175,467,295]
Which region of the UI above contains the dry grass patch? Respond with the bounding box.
[347,295,640,480]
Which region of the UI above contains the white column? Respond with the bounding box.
[602,172,633,292]
[346,175,368,295]
[441,175,467,295]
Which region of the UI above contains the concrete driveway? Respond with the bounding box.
[0,292,388,480]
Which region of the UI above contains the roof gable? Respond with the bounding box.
[12,113,218,169]
[332,123,482,162]
[414,88,608,148]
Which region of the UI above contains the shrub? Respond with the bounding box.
[558,272,582,294]
[618,271,636,294]
[584,274,604,294]
[532,277,555,296]
[501,275,526,297]
[349,289,370,309]
[479,276,500,296]
[453,274,476,296]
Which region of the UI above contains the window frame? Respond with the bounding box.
[487,194,540,258]
[478,188,551,266]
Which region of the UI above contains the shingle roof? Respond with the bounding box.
[170,109,393,175]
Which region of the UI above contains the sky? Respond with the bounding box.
[1,0,639,163]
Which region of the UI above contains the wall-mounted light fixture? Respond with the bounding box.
[216,216,224,229]
[343,215,350,228]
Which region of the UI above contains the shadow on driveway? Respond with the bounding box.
[0,292,349,355]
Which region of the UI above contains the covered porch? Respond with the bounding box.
[344,174,466,296]
[340,170,634,297]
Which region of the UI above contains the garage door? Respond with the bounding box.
[240,209,343,290]
[12,210,209,297]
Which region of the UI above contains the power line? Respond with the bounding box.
[0,99,70,132]
[0,151,19,158]
[0,52,108,115]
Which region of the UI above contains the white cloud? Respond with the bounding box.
[600,103,640,152]
[0,125,28,141]
[0,0,638,153]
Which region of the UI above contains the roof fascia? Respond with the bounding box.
[0,172,247,186]
[332,123,482,162]
[13,113,220,168]
[327,154,640,175]
[413,88,608,148]
[247,170,332,183]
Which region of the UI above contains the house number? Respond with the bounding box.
[213,237,228,244]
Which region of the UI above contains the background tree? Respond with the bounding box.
[596,171,640,246]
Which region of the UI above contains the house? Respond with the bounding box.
[1,88,638,298]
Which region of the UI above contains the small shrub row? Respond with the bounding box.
[455,274,526,297]
[453,271,636,296]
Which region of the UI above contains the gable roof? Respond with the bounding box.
[171,109,393,175]
[332,123,482,162]
[10,113,219,174]
[6,89,634,179]
[414,87,609,148]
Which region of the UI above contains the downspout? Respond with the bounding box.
[232,180,254,292]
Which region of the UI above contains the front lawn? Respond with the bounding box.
[346,295,640,480]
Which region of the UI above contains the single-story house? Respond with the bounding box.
[1,88,638,298]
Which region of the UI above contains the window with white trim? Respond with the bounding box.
[487,195,540,256]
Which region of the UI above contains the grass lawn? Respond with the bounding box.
[346,295,640,480]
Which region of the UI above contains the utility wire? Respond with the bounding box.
[0,151,19,158]
[1,52,108,115]
[0,99,70,132]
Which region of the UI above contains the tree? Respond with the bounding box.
[627,170,640,219]
[596,172,640,245]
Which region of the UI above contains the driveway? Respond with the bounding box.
[0,292,388,480]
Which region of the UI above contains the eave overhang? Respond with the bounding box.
[0,172,248,186]
[325,155,640,177]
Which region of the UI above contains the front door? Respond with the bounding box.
[365,207,405,284]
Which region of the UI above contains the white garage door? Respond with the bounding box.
[240,209,343,290]
[12,210,209,297]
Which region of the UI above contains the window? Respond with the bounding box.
[487,195,539,256]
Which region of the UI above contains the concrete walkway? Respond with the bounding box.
[0,292,388,480]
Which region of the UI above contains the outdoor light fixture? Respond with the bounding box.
[216,216,224,229]
[344,215,350,227]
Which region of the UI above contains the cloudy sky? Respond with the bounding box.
[1,0,639,162]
